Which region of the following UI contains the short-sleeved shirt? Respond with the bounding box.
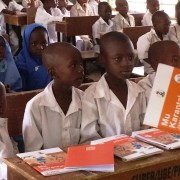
[23,81,84,152]
[80,75,147,143]
[141,10,153,26]
[113,13,135,32]
[169,23,180,45]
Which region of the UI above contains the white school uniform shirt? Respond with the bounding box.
[70,1,94,17]
[169,23,180,45]
[88,0,98,16]
[35,6,63,43]
[137,28,170,60]
[80,75,147,143]
[113,13,135,32]
[141,10,153,26]
[8,0,24,11]
[22,0,42,8]
[61,7,70,17]
[138,72,156,102]
[23,81,83,152]
[92,17,115,44]
[0,118,14,180]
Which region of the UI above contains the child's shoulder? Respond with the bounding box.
[127,79,145,93]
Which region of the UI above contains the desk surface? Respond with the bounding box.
[4,13,27,26]
[4,149,180,180]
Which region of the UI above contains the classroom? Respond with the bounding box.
[0,0,180,179]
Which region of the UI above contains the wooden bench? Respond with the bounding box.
[56,16,99,45]
[130,13,145,26]
[123,26,151,49]
[5,83,93,137]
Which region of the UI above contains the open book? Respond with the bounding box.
[16,147,76,176]
[91,134,163,162]
[65,143,114,172]
[132,128,180,150]
[143,64,180,134]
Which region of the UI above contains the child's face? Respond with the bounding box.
[52,49,84,88]
[99,5,112,21]
[0,37,6,61]
[148,1,159,14]
[0,85,6,117]
[58,0,68,8]
[154,16,171,35]
[43,0,57,9]
[29,29,48,58]
[116,0,128,17]
[102,40,135,80]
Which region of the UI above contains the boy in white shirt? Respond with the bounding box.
[138,40,180,102]
[80,31,147,143]
[113,0,135,32]
[57,0,70,17]
[88,0,99,16]
[169,2,180,45]
[137,11,171,75]
[92,1,114,53]
[23,42,84,152]
[35,0,63,43]
[70,0,94,17]
[22,0,42,8]
[0,82,14,179]
[142,0,159,26]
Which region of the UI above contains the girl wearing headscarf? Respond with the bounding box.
[0,35,22,91]
[15,23,51,91]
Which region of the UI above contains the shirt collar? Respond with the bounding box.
[39,81,82,114]
[94,74,144,100]
[76,1,87,11]
[150,28,170,40]
[99,17,114,27]
[0,118,7,127]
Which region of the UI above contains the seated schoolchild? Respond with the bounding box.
[57,0,70,16]
[113,0,135,32]
[92,2,114,53]
[70,0,94,51]
[138,40,180,102]
[169,2,180,45]
[0,0,26,55]
[35,0,63,43]
[0,35,22,92]
[137,11,171,75]
[0,82,15,179]
[88,0,100,16]
[80,31,147,143]
[142,0,159,26]
[15,23,51,91]
[23,42,84,152]
[22,0,42,8]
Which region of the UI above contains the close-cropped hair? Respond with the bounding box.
[100,31,131,54]
[152,10,168,23]
[98,2,111,12]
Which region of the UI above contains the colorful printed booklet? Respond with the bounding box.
[65,143,114,172]
[16,147,76,176]
[91,134,163,162]
[132,128,180,150]
[143,64,180,134]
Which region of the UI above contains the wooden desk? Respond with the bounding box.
[56,16,99,45]
[4,149,180,180]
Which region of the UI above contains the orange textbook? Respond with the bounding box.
[65,144,114,172]
[16,147,76,176]
[91,135,163,162]
[132,128,180,150]
[143,64,180,134]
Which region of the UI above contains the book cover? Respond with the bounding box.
[65,144,114,172]
[17,147,76,176]
[91,135,163,162]
[132,128,180,150]
[143,64,180,133]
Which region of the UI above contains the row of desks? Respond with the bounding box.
[4,148,180,179]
